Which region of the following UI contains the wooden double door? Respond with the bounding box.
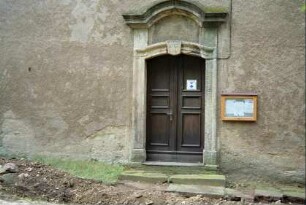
[146,54,205,163]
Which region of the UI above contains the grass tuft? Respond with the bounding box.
[33,156,124,184]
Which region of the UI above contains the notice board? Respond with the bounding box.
[221,94,258,121]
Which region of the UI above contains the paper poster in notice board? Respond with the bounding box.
[221,94,258,121]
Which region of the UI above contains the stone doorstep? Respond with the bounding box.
[119,171,226,187]
[119,171,168,183]
[119,171,305,203]
[169,174,225,187]
[142,161,203,167]
[167,184,225,197]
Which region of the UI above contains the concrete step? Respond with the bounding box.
[119,170,226,187]
[119,171,168,183]
[167,184,225,197]
[169,174,225,187]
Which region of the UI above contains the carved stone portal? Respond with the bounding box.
[123,0,228,169]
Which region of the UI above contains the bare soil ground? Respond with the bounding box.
[0,158,302,205]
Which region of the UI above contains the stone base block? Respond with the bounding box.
[130,149,146,163]
[203,150,218,166]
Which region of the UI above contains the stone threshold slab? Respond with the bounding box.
[167,184,225,197]
[119,171,168,183]
[119,171,226,186]
[142,161,203,167]
[169,174,225,186]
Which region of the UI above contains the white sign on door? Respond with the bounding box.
[186,80,197,90]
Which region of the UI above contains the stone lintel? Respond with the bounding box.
[135,41,215,59]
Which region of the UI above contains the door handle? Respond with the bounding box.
[167,111,173,121]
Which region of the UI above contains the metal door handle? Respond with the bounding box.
[167,111,173,121]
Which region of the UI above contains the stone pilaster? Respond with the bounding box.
[131,29,148,163]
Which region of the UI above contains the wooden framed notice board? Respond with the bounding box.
[221,94,258,121]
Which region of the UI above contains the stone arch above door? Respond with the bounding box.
[123,0,228,169]
[122,0,227,29]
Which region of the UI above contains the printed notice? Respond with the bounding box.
[186,80,197,90]
[225,99,254,117]
[244,99,254,116]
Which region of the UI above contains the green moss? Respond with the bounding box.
[301,3,306,12]
[203,6,228,13]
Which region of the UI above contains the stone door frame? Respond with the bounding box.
[123,0,228,169]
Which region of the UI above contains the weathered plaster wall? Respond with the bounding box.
[218,0,305,184]
[0,0,304,184]
[0,0,137,162]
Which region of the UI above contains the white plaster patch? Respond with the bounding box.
[28,87,38,99]
[0,69,9,86]
[78,115,89,125]
[48,116,69,135]
[32,110,69,143]
[69,0,110,43]
[2,69,8,77]
[102,33,125,45]
[85,126,128,163]
[61,0,72,6]
[3,110,16,119]
[97,6,109,22]
[1,111,38,154]
[84,121,102,136]
[91,25,127,45]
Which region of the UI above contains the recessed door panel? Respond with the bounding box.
[148,57,171,91]
[149,113,170,146]
[151,96,169,108]
[182,96,201,109]
[181,113,201,147]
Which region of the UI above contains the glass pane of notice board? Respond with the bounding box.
[221,94,257,121]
